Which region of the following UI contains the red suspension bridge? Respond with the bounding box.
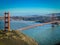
[4,12,60,31]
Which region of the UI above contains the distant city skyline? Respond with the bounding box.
[0,0,60,16]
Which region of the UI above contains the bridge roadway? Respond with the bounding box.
[17,21,60,31]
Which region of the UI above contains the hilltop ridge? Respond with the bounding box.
[0,30,38,45]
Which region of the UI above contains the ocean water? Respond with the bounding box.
[0,20,60,45]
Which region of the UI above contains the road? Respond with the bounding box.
[17,21,60,31]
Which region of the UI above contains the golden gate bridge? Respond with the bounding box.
[4,12,60,31]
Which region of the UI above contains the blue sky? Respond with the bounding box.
[0,0,60,16]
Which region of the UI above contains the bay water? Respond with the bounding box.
[0,20,60,45]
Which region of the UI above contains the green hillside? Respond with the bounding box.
[0,30,38,45]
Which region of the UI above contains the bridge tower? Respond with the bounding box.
[51,13,59,27]
[51,13,56,21]
[4,12,10,31]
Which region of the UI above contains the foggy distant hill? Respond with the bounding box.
[0,13,60,20]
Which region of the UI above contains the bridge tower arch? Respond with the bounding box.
[4,12,10,31]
